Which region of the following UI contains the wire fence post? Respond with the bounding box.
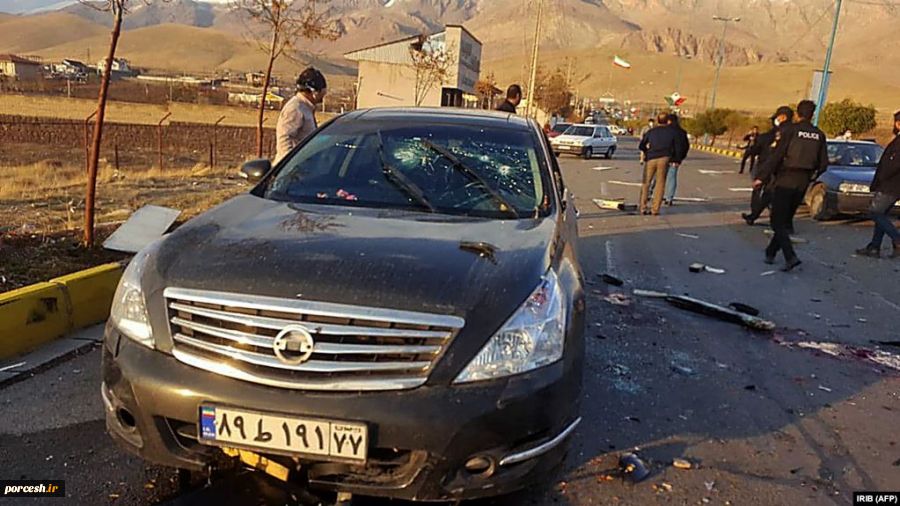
[213,115,225,168]
[157,112,171,170]
[114,141,119,172]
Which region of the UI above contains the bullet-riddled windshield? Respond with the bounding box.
[265,121,550,219]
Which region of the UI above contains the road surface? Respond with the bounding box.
[1,139,898,505]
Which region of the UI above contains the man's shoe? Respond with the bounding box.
[742,213,755,226]
[855,245,881,258]
[891,241,900,259]
[782,258,802,272]
[764,255,776,265]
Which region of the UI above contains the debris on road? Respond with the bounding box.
[729,302,761,316]
[619,453,650,483]
[600,273,625,286]
[604,293,633,306]
[676,233,700,239]
[633,288,669,298]
[653,482,674,492]
[592,198,638,212]
[786,340,900,372]
[689,262,705,273]
[705,481,716,492]
[665,295,776,330]
[671,364,695,376]
[818,385,833,393]
[103,205,181,253]
[761,270,777,276]
[672,459,693,469]
[704,265,726,274]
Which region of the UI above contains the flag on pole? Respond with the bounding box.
[665,92,686,107]
[613,56,632,69]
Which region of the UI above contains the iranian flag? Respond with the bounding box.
[666,92,687,107]
[613,55,632,69]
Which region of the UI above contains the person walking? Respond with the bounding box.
[754,100,828,271]
[739,126,760,174]
[275,67,327,164]
[639,113,677,215]
[855,110,900,259]
[743,106,793,225]
[663,113,690,206]
[495,85,522,114]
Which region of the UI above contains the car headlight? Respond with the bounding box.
[109,240,160,348]
[455,270,566,383]
[838,182,870,193]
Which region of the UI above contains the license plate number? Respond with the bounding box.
[199,405,367,461]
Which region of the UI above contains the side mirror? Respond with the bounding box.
[239,159,271,183]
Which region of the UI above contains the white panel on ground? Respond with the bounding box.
[103,205,181,253]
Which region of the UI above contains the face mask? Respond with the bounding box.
[773,118,782,127]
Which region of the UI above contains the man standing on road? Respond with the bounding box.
[754,100,828,271]
[743,106,794,225]
[855,110,900,259]
[739,126,760,174]
[639,113,677,215]
[663,113,690,206]
[495,85,522,114]
[275,67,327,164]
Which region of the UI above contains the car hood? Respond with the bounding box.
[825,166,876,184]
[553,134,588,143]
[146,195,555,320]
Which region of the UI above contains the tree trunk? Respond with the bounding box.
[84,6,122,248]
[256,51,276,158]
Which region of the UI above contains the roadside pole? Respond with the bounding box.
[157,112,171,170]
[525,0,544,119]
[813,0,843,126]
[709,16,740,110]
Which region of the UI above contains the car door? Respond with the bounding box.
[602,127,615,147]
[592,127,604,149]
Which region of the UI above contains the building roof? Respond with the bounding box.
[344,25,481,63]
[0,54,41,66]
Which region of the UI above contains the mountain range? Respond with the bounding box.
[0,0,898,112]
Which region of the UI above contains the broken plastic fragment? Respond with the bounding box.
[619,453,650,483]
[600,273,624,286]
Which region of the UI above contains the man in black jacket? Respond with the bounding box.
[638,113,677,215]
[662,113,690,205]
[855,110,900,259]
[739,126,760,174]
[754,100,828,271]
[495,84,522,114]
[743,106,793,225]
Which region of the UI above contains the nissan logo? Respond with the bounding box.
[272,325,315,366]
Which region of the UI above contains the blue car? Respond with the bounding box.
[805,139,891,221]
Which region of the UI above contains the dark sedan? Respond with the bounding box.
[806,140,892,220]
[101,108,585,502]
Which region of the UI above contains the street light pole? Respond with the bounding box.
[525,0,545,119]
[709,16,740,110]
[813,0,843,126]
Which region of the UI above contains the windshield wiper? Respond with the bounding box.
[417,139,520,218]
[376,131,436,213]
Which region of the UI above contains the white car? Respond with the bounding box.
[551,124,617,159]
[608,125,628,136]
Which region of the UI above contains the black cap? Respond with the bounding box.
[296,67,327,92]
[771,105,794,121]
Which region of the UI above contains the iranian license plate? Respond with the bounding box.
[198,405,368,461]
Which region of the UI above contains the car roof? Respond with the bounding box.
[569,123,603,128]
[342,107,534,131]
[827,139,879,145]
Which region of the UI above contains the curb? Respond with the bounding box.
[0,263,123,360]
[692,144,742,160]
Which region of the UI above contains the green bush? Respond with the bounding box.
[820,98,877,137]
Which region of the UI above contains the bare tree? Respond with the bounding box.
[233,0,339,158]
[475,72,499,109]
[81,0,150,247]
[409,35,453,107]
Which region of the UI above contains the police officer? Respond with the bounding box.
[742,105,793,225]
[754,100,828,271]
[275,67,327,163]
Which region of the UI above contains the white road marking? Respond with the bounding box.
[698,169,733,175]
[674,197,709,202]
[605,240,616,276]
[609,180,643,187]
[676,233,700,239]
[592,166,616,171]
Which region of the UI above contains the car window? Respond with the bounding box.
[552,123,570,133]
[827,143,884,167]
[565,126,593,137]
[601,128,611,137]
[265,121,549,219]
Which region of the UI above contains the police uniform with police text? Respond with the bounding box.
[756,120,828,266]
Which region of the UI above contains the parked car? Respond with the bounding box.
[547,122,572,139]
[805,139,890,220]
[101,108,585,502]
[608,125,627,136]
[550,124,617,159]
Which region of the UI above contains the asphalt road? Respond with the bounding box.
[1,138,898,505]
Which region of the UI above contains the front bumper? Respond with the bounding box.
[834,191,900,215]
[552,144,586,155]
[101,327,582,502]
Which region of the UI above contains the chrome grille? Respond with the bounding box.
[164,287,465,391]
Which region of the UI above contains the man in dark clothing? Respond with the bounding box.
[739,126,760,174]
[638,113,677,215]
[664,113,691,205]
[495,84,522,114]
[743,106,794,225]
[855,110,900,259]
[754,100,828,271]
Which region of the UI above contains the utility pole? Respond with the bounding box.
[525,0,545,119]
[813,0,843,126]
[709,16,740,110]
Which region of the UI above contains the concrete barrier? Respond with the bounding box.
[692,144,742,159]
[0,263,123,360]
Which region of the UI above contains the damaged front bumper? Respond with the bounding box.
[101,327,582,502]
